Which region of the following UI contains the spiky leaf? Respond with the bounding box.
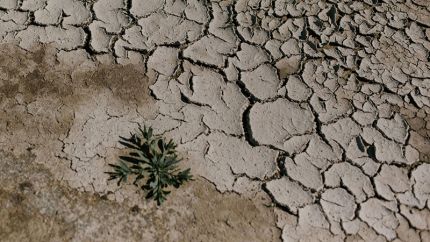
[107,125,192,205]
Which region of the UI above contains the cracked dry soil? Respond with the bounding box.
[1,0,430,241]
[0,44,279,242]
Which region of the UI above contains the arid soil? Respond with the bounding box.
[0,45,280,242]
[1,0,430,241]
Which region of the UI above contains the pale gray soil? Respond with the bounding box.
[0,0,430,241]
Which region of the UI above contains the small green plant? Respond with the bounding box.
[107,125,192,205]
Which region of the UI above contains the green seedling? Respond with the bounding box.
[107,125,192,205]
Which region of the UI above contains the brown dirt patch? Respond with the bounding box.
[0,151,280,242]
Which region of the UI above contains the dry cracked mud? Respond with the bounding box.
[0,0,430,241]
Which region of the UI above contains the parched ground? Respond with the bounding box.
[0,0,430,241]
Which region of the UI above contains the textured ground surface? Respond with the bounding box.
[1,0,430,241]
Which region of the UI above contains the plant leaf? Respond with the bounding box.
[108,124,192,205]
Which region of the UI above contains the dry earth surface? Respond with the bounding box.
[0,0,430,241]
